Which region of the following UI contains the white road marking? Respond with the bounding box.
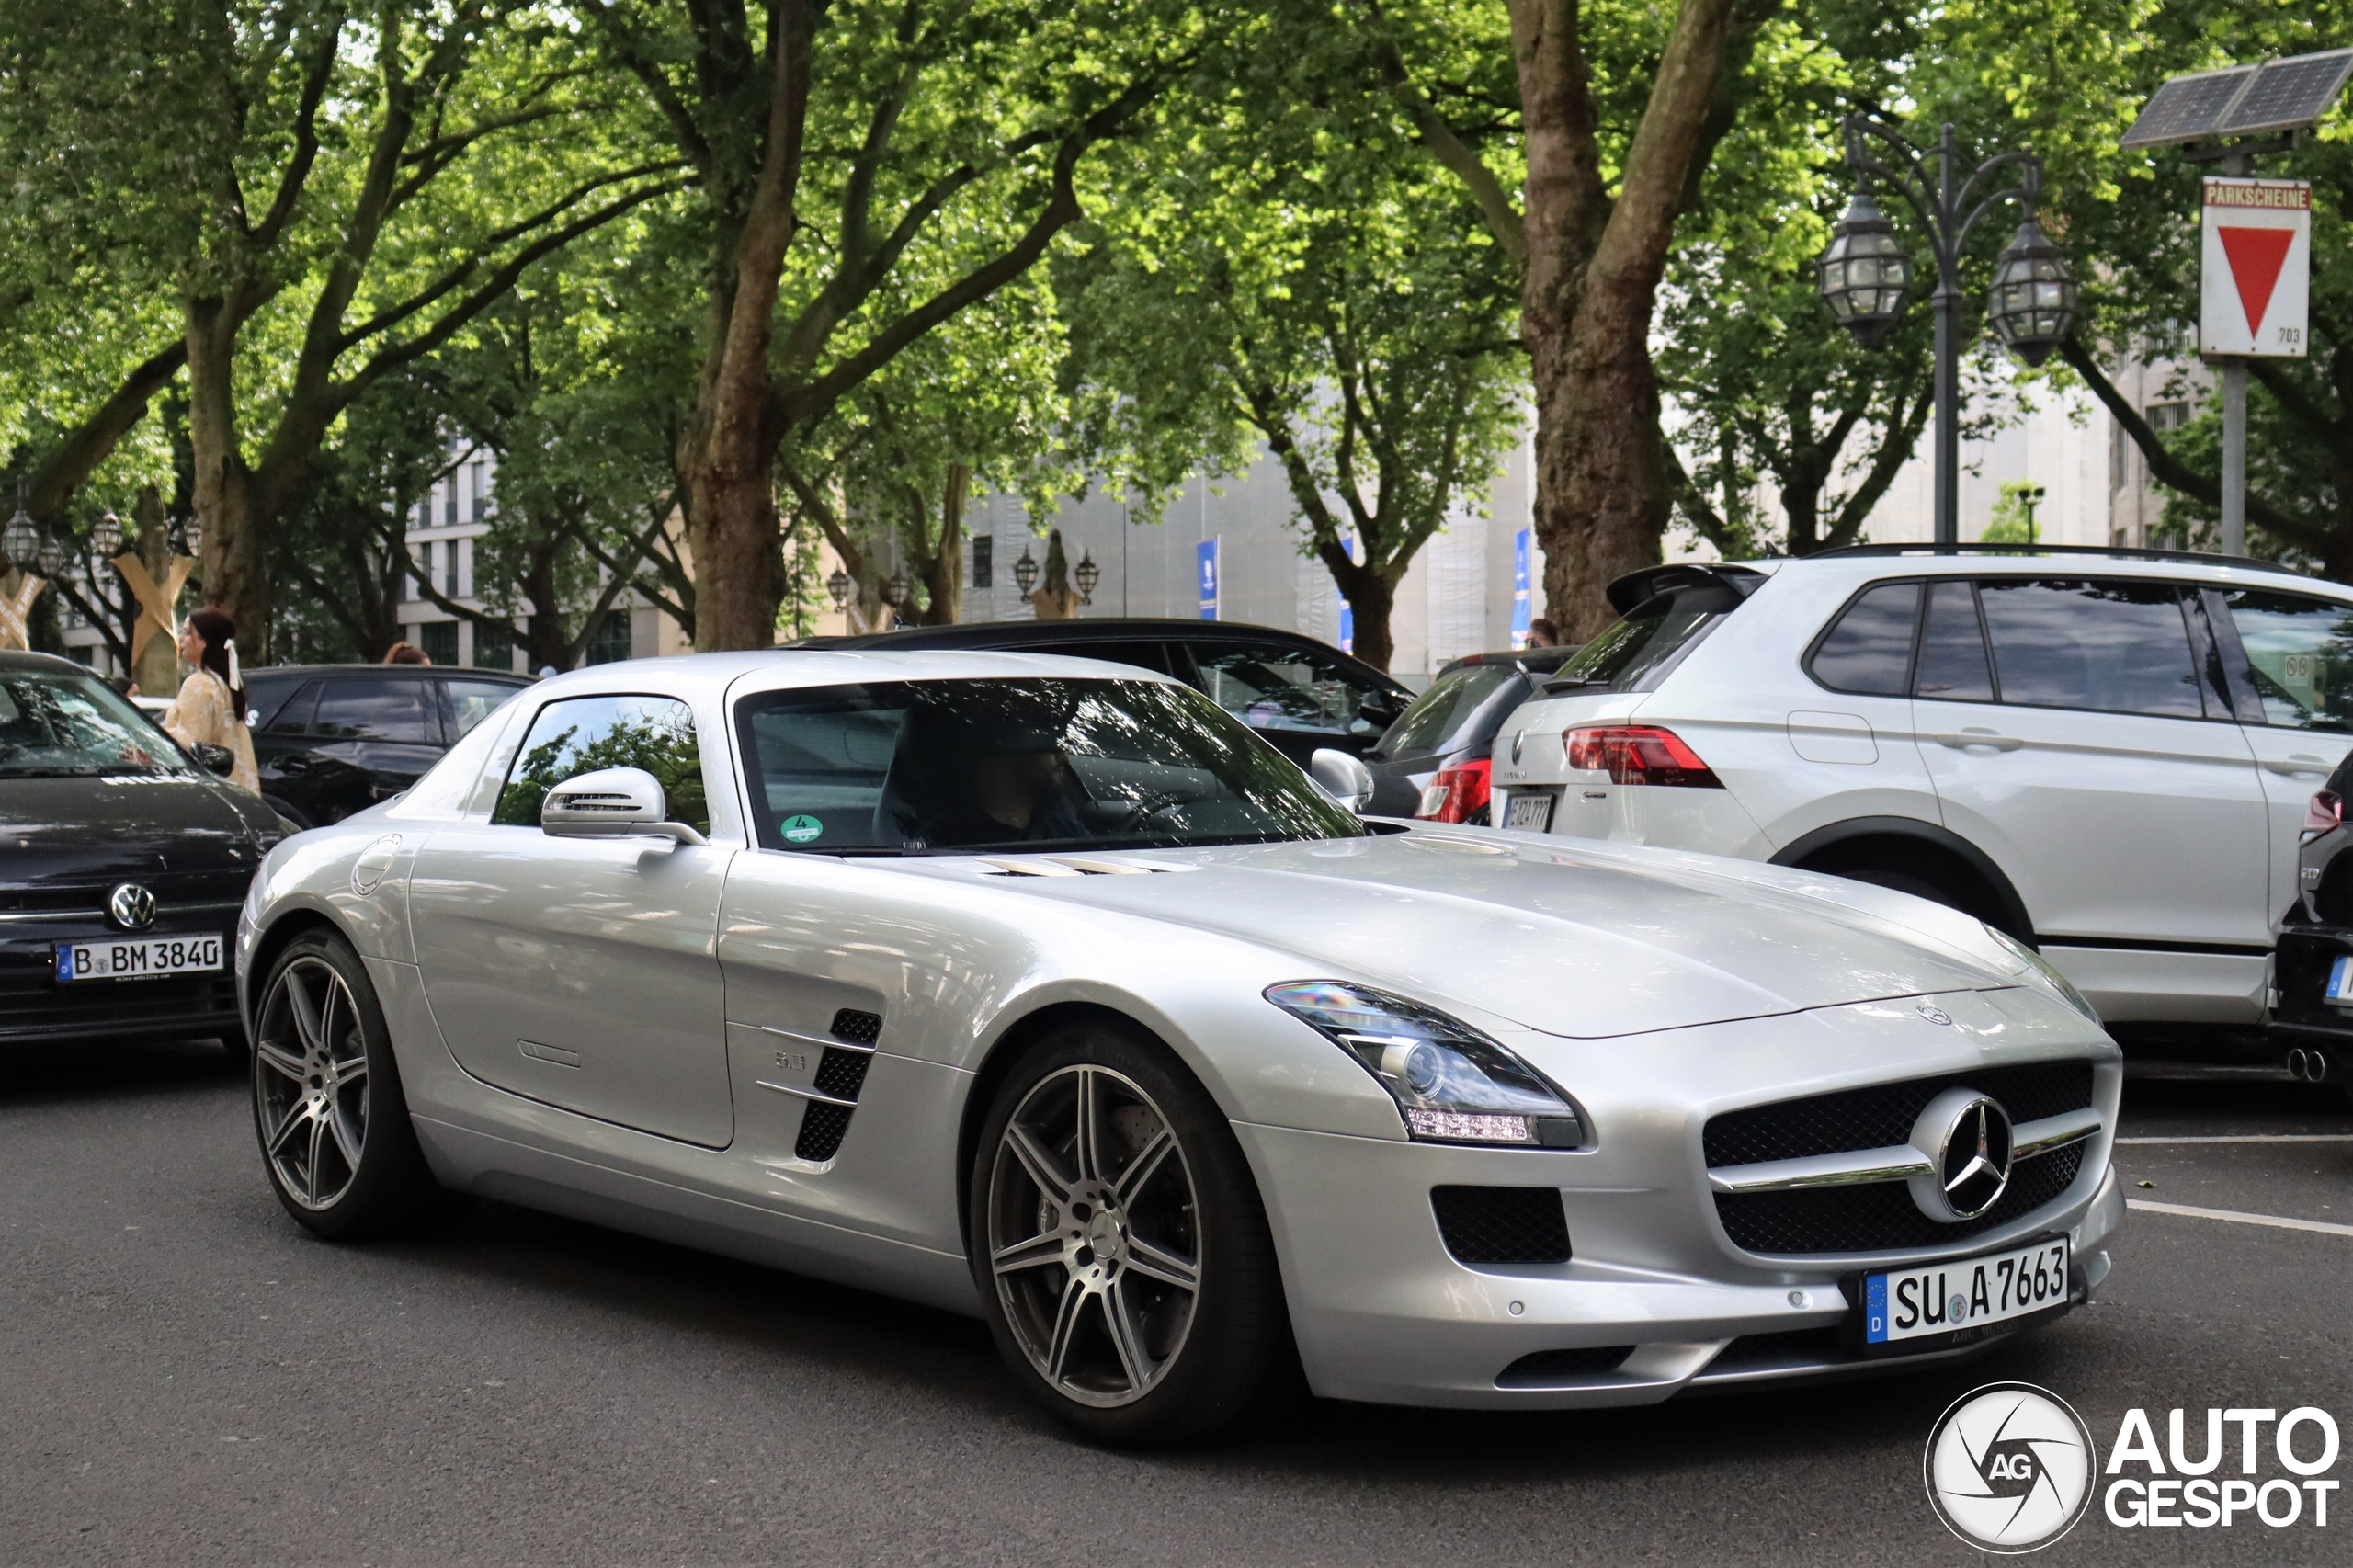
[2127,1199,2353,1238]
[2115,1134,2353,1144]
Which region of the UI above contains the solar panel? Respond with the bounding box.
[2120,68,2254,148]
[2120,50,2353,149]
[2218,51,2353,136]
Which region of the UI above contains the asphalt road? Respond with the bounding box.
[3,1041,2349,1568]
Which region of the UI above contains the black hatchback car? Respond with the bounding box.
[245,665,530,828]
[1360,647,1576,822]
[801,619,1411,768]
[1,651,281,1047]
[2268,753,2353,1098]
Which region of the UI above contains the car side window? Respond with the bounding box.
[1914,581,1995,702]
[311,678,439,743]
[491,693,709,833]
[1806,581,1920,695]
[1189,643,1380,739]
[1977,578,2205,718]
[2216,589,2353,732]
[442,678,521,738]
[259,680,321,735]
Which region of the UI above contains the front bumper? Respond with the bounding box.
[1,914,245,1045]
[1240,1121,2121,1410]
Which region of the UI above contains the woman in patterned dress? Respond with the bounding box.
[161,607,259,793]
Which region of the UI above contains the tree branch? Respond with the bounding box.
[1358,1,1526,264]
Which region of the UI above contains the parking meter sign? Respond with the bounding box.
[2201,178,2309,357]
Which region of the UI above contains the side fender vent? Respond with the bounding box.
[793,1008,885,1160]
[830,1008,882,1045]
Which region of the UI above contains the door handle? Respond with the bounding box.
[2262,756,2330,777]
[276,756,311,772]
[1932,730,2023,752]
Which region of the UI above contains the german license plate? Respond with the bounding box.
[1862,1236,2070,1348]
[1503,790,1553,832]
[54,934,225,983]
[2326,953,2353,1004]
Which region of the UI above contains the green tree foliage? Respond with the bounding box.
[1061,100,1524,670]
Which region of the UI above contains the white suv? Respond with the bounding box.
[1489,547,2353,1034]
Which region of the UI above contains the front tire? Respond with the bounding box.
[251,930,440,1239]
[970,1017,1294,1447]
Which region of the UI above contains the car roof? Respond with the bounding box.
[1441,648,1578,674]
[509,646,1193,708]
[1722,544,2351,598]
[246,664,530,684]
[791,616,1407,688]
[0,650,91,675]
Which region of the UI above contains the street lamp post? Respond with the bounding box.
[1818,116,2077,546]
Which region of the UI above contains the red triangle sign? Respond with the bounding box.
[2217,226,2295,337]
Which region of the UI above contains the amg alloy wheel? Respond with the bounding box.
[972,1021,1294,1446]
[987,1063,1202,1407]
[251,931,440,1238]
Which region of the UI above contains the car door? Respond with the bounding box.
[2205,586,2353,924]
[251,679,324,824]
[1178,639,1388,766]
[1915,575,2268,959]
[301,676,448,823]
[407,691,734,1148]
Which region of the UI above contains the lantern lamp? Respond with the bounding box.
[1986,218,2077,369]
[1816,188,1913,349]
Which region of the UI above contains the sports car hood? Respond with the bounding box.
[946,831,2006,1039]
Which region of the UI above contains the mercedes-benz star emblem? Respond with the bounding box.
[107,882,157,931]
[1917,1003,1953,1025]
[1906,1088,2015,1222]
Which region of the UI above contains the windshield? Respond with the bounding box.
[735,677,1363,854]
[1378,664,1525,758]
[1551,588,1733,693]
[0,667,190,779]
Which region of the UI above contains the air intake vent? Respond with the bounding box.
[812,1049,871,1101]
[1495,1346,1633,1387]
[795,1101,855,1162]
[830,1008,882,1046]
[1430,1186,1571,1265]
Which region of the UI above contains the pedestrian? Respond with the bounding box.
[1526,618,1560,648]
[161,606,259,792]
[382,641,430,665]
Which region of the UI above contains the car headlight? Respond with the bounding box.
[1984,925,2100,1024]
[1265,981,1584,1147]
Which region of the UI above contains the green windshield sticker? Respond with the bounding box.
[781,814,823,844]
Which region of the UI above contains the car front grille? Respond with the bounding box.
[1714,1143,2084,1255]
[1702,1061,2094,1168]
[1430,1185,1572,1265]
[0,970,241,1038]
[1704,1060,2097,1256]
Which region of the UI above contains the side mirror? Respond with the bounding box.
[191,742,236,777]
[1358,689,1410,729]
[541,766,709,846]
[1309,748,1375,814]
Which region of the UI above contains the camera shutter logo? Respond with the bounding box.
[108,882,157,931]
[1925,1382,2097,1552]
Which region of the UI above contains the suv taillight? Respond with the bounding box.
[1416,757,1492,824]
[1564,725,1723,788]
[2307,790,2343,834]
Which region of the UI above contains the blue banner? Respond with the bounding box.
[1511,528,1532,647]
[1338,599,1353,653]
[1197,537,1220,619]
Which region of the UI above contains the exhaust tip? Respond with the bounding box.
[2286,1048,2312,1081]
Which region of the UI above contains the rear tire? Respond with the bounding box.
[969,1017,1296,1447]
[250,930,441,1240]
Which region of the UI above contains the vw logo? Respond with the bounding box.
[107,882,157,930]
[1906,1088,2015,1222]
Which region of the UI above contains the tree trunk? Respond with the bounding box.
[912,462,967,626]
[1321,544,1398,672]
[1511,0,1743,641]
[184,296,269,653]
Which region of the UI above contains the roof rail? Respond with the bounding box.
[1805,541,2298,573]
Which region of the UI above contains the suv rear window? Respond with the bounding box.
[1380,664,1524,758]
[1551,583,1742,694]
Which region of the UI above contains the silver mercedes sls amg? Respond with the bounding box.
[236,649,2124,1444]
